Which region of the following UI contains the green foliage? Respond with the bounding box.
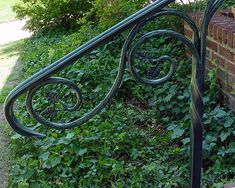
[221,0,235,8]
[9,23,235,187]
[13,0,149,32]
[12,0,235,33]
[173,0,235,12]
[85,0,147,29]
[8,1,235,187]
[0,0,19,23]
[13,0,93,32]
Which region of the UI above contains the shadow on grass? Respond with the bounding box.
[0,40,24,60]
[0,58,21,104]
[0,40,24,104]
[0,39,24,187]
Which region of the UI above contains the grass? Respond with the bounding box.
[0,39,24,186]
[0,0,20,23]
[0,40,24,59]
[0,40,24,103]
[0,122,9,187]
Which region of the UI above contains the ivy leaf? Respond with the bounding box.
[18,181,29,188]
[57,138,70,145]
[66,132,75,139]
[167,124,177,131]
[50,156,61,167]
[219,131,231,142]
[77,148,88,156]
[39,151,50,161]
[212,108,227,119]
[171,127,185,140]
[182,138,190,145]
[224,118,234,128]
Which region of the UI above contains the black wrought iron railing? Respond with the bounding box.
[4,0,224,187]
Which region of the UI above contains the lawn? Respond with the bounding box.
[0,0,19,23]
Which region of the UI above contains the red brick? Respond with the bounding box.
[212,53,227,69]
[185,13,235,111]
[217,68,228,82]
[207,39,218,52]
[209,24,214,37]
[213,24,218,40]
[194,14,203,28]
[209,17,220,36]
[210,15,221,23]
[199,17,203,28]
[222,26,235,47]
[233,33,235,48]
[217,76,228,90]
[228,96,235,111]
[219,46,234,61]
[209,17,223,35]
[213,20,230,41]
[228,31,234,48]
[221,89,229,100]
[228,73,235,86]
[206,59,213,69]
[206,49,212,59]
[218,90,228,107]
[214,18,235,31]
[218,27,223,43]
[195,17,200,28]
[184,28,193,38]
[223,28,228,44]
[227,61,235,75]
[189,12,201,19]
[214,22,228,42]
[227,84,235,97]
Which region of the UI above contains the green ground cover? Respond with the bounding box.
[5,0,235,187]
[8,25,235,188]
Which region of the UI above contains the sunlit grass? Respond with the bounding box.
[0,40,24,59]
[0,0,19,23]
[0,40,24,103]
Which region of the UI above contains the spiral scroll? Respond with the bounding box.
[26,77,82,129]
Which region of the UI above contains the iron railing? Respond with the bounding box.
[4,0,224,187]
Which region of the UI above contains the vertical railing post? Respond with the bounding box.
[190,58,204,188]
[189,1,224,187]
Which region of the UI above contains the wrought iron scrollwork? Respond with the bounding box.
[26,77,82,129]
[127,30,196,86]
[3,0,224,187]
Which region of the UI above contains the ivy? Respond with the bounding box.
[8,2,235,187]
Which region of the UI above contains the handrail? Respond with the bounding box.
[4,0,175,138]
[3,0,224,187]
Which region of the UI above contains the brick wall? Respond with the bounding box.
[184,12,235,111]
